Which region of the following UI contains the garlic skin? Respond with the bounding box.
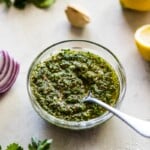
[65,5,90,28]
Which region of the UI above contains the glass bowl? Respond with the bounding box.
[27,40,126,130]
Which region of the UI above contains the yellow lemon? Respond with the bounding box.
[135,25,150,61]
[120,0,150,11]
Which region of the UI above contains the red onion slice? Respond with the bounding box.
[0,56,14,87]
[0,61,20,93]
[0,51,10,81]
[0,50,20,94]
[0,51,5,73]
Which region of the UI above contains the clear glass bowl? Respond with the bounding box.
[27,40,126,130]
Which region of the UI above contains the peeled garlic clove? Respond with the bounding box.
[65,5,90,28]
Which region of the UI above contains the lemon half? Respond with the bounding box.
[135,25,150,61]
[120,0,150,11]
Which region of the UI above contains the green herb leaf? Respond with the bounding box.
[0,137,52,150]
[28,137,52,150]
[14,0,27,9]
[0,0,12,7]
[32,0,55,8]
[0,0,55,9]
[6,143,23,150]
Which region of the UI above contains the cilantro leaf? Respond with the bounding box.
[6,143,23,150]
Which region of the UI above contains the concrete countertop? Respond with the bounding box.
[0,0,150,149]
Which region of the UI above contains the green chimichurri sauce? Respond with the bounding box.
[30,49,120,121]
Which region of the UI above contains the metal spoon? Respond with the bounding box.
[82,93,150,138]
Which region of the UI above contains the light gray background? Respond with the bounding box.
[0,0,150,150]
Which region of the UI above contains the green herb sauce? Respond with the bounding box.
[30,49,120,121]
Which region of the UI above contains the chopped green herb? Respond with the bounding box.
[30,49,120,121]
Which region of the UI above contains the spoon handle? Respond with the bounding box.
[85,96,150,138]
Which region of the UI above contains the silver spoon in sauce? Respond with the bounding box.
[82,93,150,138]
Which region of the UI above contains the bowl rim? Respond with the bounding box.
[27,40,127,129]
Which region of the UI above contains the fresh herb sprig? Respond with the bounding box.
[28,137,52,150]
[0,0,55,9]
[6,143,23,150]
[0,137,52,150]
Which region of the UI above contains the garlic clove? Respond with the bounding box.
[65,5,90,28]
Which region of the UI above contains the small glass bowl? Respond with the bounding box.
[27,40,126,130]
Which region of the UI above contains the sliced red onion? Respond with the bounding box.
[0,51,10,81]
[0,51,5,73]
[0,50,20,94]
[0,62,20,93]
[0,57,14,87]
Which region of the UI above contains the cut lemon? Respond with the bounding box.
[135,25,150,61]
[120,0,150,11]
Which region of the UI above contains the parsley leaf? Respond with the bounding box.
[0,137,52,150]
[28,137,53,150]
[6,143,23,150]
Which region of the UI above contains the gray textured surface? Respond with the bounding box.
[0,0,150,149]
